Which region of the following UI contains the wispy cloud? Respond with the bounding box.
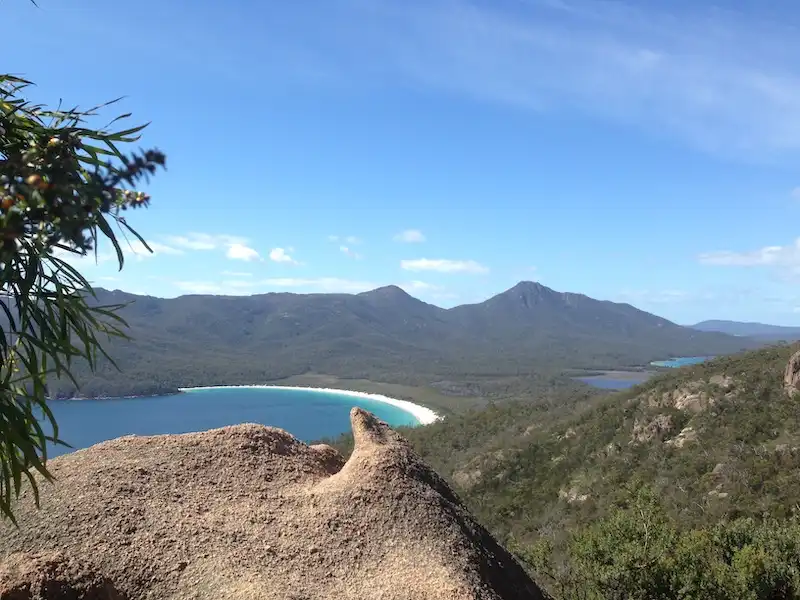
[698,239,800,270]
[167,232,260,262]
[398,280,457,303]
[269,247,299,264]
[127,240,183,260]
[339,245,363,259]
[173,281,225,295]
[328,235,361,245]
[221,271,253,277]
[167,233,245,251]
[170,277,377,295]
[261,277,376,293]
[400,280,441,293]
[614,289,697,305]
[262,0,800,159]
[400,258,488,274]
[394,229,426,243]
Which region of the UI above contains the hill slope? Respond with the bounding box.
[381,343,800,546]
[323,344,800,597]
[692,319,800,341]
[51,282,758,397]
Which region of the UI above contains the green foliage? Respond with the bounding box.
[521,486,800,600]
[324,344,800,598]
[0,75,164,521]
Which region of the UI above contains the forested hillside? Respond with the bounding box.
[330,344,800,598]
[48,282,758,398]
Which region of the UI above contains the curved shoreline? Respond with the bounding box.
[177,384,442,426]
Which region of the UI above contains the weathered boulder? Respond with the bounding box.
[784,350,800,396]
[0,408,544,600]
[631,414,674,444]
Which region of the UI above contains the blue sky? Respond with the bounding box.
[8,0,800,324]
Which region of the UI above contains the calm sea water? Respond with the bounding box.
[650,356,713,368]
[576,356,714,390]
[44,387,419,458]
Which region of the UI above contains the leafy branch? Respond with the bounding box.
[0,74,165,522]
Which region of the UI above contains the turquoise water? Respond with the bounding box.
[44,387,420,458]
[650,356,713,368]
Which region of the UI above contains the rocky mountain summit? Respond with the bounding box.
[0,408,544,600]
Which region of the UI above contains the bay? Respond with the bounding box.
[44,387,420,459]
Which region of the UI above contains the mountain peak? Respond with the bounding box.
[497,281,559,307]
[359,285,412,298]
[507,280,549,293]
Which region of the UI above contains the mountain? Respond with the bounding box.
[692,319,800,341]
[53,281,759,398]
[449,281,756,366]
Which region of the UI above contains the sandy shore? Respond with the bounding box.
[177,384,442,426]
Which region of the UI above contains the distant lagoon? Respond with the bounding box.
[649,356,714,368]
[576,356,714,390]
[44,386,437,459]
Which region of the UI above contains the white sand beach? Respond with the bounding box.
[177,385,442,425]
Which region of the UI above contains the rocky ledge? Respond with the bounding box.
[0,408,544,600]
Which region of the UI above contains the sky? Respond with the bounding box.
[8,0,800,324]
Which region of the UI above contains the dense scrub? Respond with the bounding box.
[331,343,800,599]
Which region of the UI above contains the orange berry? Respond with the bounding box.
[1,196,15,210]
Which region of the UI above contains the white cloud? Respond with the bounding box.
[172,279,259,296]
[398,280,459,303]
[126,240,183,260]
[261,277,376,293]
[400,258,489,274]
[222,280,258,292]
[269,247,299,264]
[399,280,442,294]
[698,239,800,269]
[221,271,253,277]
[226,243,261,262]
[167,233,246,251]
[394,229,426,243]
[170,277,378,296]
[615,289,695,305]
[257,0,800,159]
[167,232,262,262]
[339,245,363,259]
[173,281,224,294]
[328,235,361,245]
